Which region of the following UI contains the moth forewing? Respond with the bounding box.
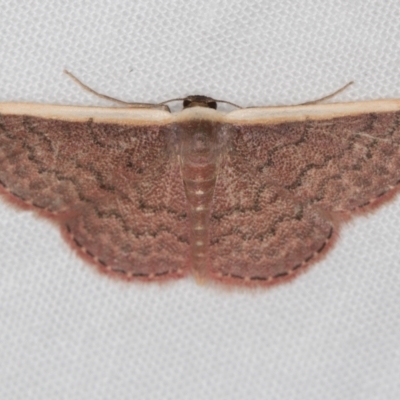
[1,98,400,286]
[224,99,400,124]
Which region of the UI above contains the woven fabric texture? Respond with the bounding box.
[0,1,399,399]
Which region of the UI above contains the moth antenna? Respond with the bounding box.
[298,81,354,106]
[158,97,186,105]
[245,81,354,109]
[63,70,170,111]
[212,99,242,109]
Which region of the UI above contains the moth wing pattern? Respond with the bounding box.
[2,101,400,286]
[0,111,189,279]
[209,110,400,283]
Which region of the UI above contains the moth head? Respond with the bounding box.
[183,95,218,110]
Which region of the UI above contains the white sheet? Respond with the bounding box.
[0,1,399,399]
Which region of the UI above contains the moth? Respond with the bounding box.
[1,77,400,286]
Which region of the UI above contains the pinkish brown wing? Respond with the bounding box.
[0,114,189,280]
[209,111,400,284]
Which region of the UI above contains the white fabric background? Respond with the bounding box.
[0,1,400,399]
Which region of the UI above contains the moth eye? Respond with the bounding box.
[208,101,217,110]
